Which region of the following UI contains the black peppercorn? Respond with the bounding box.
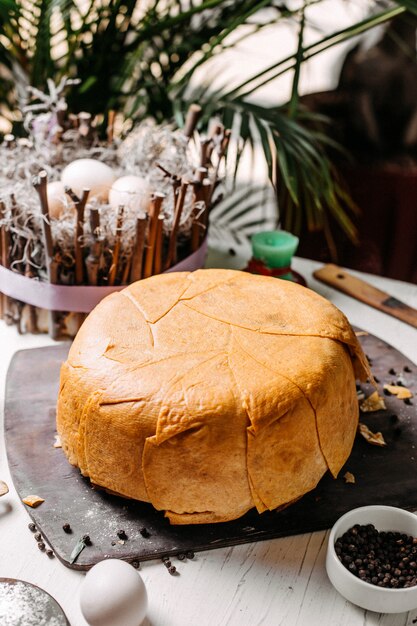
[82,534,92,546]
[168,565,177,575]
[62,523,71,534]
[34,532,42,542]
[131,561,140,569]
[389,368,396,375]
[164,560,172,568]
[139,527,150,538]
[336,524,417,589]
[404,366,412,373]
[177,553,186,561]
[37,542,45,551]
[117,530,127,540]
[186,550,195,559]
[46,549,54,558]
[28,522,36,532]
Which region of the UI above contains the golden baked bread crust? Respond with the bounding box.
[57,269,370,524]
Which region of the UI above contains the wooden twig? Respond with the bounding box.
[89,206,100,236]
[121,255,132,284]
[32,170,60,339]
[209,120,224,141]
[165,181,189,269]
[24,240,38,333]
[195,180,212,246]
[143,193,165,279]
[183,104,202,139]
[199,137,213,169]
[130,213,148,282]
[153,214,165,275]
[108,206,124,286]
[0,201,11,322]
[86,207,102,286]
[156,162,181,200]
[78,112,93,140]
[4,134,15,149]
[65,186,90,286]
[196,167,207,183]
[190,180,204,252]
[107,110,116,144]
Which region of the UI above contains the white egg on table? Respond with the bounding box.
[80,559,148,626]
[109,175,150,212]
[61,158,116,202]
[46,181,71,219]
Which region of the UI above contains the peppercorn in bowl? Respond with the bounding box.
[326,505,417,613]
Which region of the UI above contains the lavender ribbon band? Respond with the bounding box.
[0,238,208,313]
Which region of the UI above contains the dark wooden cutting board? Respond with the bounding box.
[4,332,417,570]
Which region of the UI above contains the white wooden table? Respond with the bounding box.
[1,245,417,626]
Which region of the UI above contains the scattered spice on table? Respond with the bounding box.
[343,471,356,484]
[22,495,44,508]
[360,391,386,413]
[358,423,387,447]
[335,523,417,588]
[383,384,413,400]
[70,535,92,564]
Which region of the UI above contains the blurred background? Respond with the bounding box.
[1,0,416,282]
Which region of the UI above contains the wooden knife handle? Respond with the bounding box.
[313,264,417,329]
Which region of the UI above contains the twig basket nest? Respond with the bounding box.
[0,82,227,337]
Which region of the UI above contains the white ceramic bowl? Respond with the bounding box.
[326,505,417,613]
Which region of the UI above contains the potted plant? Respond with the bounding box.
[0,0,415,270]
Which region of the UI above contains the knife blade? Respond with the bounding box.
[313,264,417,329]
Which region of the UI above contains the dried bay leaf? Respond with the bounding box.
[360,391,386,412]
[384,384,413,400]
[358,423,387,447]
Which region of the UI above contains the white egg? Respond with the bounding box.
[61,158,116,202]
[80,559,148,626]
[46,181,71,219]
[109,175,150,212]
